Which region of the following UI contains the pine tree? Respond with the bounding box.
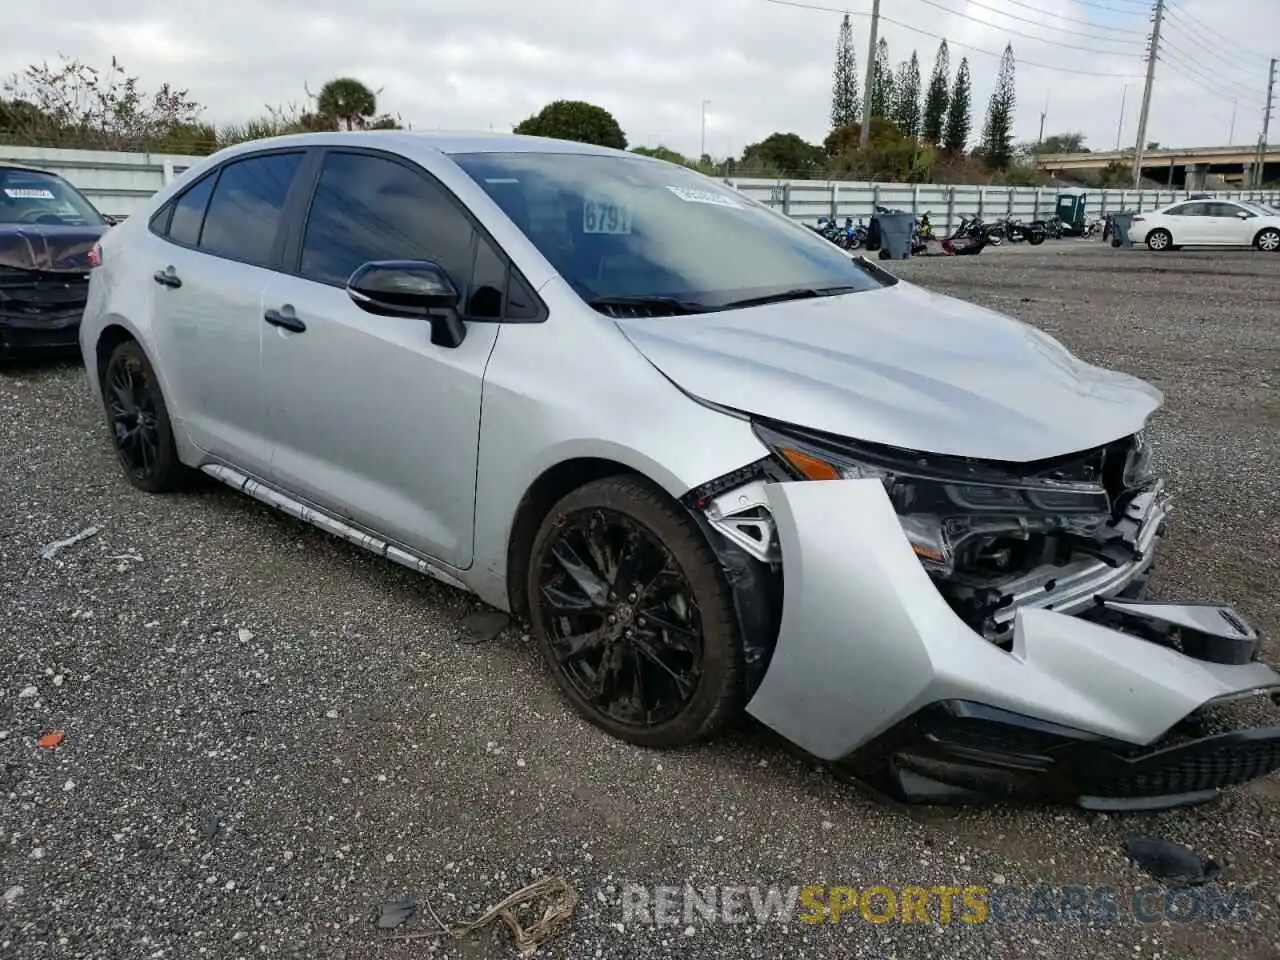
[870,38,894,120]
[891,51,922,139]
[922,40,950,144]
[830,13,861,129]
[943,56,972,154]
[981,43,1017,168]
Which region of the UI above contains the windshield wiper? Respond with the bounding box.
[718,286,862,310]
[587,295,709,316]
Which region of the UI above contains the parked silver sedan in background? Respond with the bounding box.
[79,131,1280,809]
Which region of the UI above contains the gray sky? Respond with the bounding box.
[2,0,1276,158]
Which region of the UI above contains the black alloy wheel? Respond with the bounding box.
[102,340,186,492]
[527,476,744,748]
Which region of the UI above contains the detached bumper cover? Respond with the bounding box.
[744,478,1280,807]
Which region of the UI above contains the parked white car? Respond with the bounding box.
[1129,197,1280,252]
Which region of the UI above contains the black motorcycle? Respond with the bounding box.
[998,216,1046,245]
[1029,215,1064,239]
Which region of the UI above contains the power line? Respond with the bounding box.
[1160,12,1273,78]
[984,0,1148,35]
[917,0,1145,44]
[1070,0,1150,10]
[1158,39,1267,102]
[909,0,1147,55]
[1158,47,1263,108]
[762,0,1147,77]
[1164,0,1276,65]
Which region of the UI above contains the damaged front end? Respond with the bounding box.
[0,187,105,357]
[685,419,1280,810]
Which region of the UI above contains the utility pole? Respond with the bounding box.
[1131,0,1165,190]
[1255,58,1276,187]
[1115,83,1130,151]
[858,0,882,149]
[700,100,711,161]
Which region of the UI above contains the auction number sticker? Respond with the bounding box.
[583,199,631,234]
[666,186,740,208]
[4,187,56,199]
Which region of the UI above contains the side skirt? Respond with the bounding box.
[200,463,470,592]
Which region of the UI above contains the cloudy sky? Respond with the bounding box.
[2,0,1276,158]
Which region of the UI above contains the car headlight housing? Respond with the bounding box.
[753,421,1114,577]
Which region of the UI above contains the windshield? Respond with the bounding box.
[0,167,106,227]
[1240,200,1277,215]
[450,151,887,312]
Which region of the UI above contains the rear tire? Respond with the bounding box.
[101,339,187,493]
[526,475,745,749]
[1256,228,1280,252]
[1146,228,1172,252]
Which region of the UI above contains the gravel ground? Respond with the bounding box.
[2,244,1279,960]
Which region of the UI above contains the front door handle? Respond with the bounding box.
[153,267,182,288]
[264,306,306,333]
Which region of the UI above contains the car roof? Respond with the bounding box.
[0,162,66,176]
[212,129,638,160]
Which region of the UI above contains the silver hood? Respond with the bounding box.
[615,280,1162,462]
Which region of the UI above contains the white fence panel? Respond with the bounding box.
[4,144,1278,225]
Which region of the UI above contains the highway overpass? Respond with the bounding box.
[1036,144,1279,188]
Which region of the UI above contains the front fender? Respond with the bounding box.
[744,478,1280,760]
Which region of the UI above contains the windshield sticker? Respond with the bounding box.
[582,199,632,234]
[4,187,56,200]
[484,177,520,184]
[665,186,740,208]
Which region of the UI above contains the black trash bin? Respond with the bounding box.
[871,212,917,259]
[1108,211,1137,248]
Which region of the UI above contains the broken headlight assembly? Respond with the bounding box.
[752,420,1124,579]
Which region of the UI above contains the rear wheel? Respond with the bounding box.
[101,339,187,493]
[1256,228,1280,252]
[1146,228,1172,252]
[526,476,744,748]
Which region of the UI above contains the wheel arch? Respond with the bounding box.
[504,456,652,622]
[1254,226,1280,249]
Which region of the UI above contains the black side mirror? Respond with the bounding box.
[101,214,119,226]
[346,260,467,348]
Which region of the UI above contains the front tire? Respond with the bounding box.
[1256,228,1280,252]
[101,339,187,493]
[526,476,745,748]
[1146,228,1172,252]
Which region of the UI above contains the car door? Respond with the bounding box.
[146,149,307,476]
[258,148,539,569]
[1161,201,1209,244]
[1192,200,1244,245]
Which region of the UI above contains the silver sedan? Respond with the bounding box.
[78,131,1280,809]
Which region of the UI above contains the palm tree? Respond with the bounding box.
[315,78,377,130]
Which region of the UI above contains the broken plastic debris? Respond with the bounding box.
[37,731,65,749]
[39,525,100,560]
[457,610,510,645]
[1124,836,1222,885]
[376,896,418,929]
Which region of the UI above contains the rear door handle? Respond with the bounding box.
[153,267,182,288]
[264,306,306,333]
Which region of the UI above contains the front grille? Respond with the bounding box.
[1085,731,1280,798]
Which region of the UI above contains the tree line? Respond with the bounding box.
[0,56,402,154]
[0,50,1110,187]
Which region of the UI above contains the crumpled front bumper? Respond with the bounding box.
[744,478,1280,809]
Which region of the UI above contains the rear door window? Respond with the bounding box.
[166,173,217,247]
[198,152,304,268]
